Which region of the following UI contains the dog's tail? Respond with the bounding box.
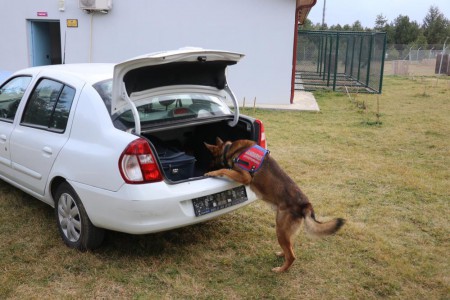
[302,203,345,237]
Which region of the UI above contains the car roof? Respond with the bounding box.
[14,63,114,85]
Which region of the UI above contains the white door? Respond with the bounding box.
[30,20,62,66]
[10,78,76,195]
[0,76,32,176]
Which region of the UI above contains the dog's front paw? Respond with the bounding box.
[204,171,217,177]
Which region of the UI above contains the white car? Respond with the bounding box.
[0,48,266,250]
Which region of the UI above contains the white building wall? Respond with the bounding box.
[0,0,296,104]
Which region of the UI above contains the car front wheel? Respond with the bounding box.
[54,182,104,250]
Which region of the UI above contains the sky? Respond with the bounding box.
[307,0,450,28]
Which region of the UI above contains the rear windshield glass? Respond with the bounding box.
[93,79,232,127]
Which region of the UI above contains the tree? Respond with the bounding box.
[374,14,388,31]
[414,32,428,49]
[342,24,351,31]
[373,14,395,43]
[351,20,364,31]
[423,6,449,45]
[330,24,343,31]
[300,18,315,30]
[387,45,400,60]
[384,24,396,44]
[393,15,420,48]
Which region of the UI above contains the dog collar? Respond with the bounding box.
[222,142,232,169]
[233,145,269,173]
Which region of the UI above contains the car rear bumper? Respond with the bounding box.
[69,178,258,234]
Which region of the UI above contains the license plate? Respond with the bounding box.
[192,186,248,217]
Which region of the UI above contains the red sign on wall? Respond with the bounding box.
[37,12,48,17]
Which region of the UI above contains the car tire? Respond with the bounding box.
[54,182,105,250]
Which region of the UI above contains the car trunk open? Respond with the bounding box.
[141,116,260,182]
[108,48,258,183]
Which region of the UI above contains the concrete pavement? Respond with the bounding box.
[249,91,320,111]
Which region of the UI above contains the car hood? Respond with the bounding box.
[111,48,244,116]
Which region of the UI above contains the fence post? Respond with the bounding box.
[327,34,333,86]
[378,32,387,94]
[350,35,356,78]
[318,34,323,75]
[344,35,350,77]
[323,35,328,81]
[365,33,374,88]
[333,32,340,91]
[357,35,363,81]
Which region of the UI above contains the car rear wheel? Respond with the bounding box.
[54,182,104,250]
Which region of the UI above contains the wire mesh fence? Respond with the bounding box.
[384,45,450,76]
[295,30,387,93]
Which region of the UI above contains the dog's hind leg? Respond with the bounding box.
[272,209,302,273]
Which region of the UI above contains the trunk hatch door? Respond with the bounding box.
[112,48,244,134]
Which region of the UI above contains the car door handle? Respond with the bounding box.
[42,146,53,156]
[0,134,7,142]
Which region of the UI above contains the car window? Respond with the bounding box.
[21,79,75,133]
[0,76,32,121]
[52,86,76,131]
[118,93,232,125]
[93,79,232,128]
[93,79,112,112]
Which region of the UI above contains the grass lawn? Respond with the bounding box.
[0,76,449,299]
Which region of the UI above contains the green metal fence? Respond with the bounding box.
[295,30,387,93]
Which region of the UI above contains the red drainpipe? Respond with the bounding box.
[290,0,317,104]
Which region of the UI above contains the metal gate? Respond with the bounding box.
[295,30,387,93]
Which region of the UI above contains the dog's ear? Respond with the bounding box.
[204,142,216,152]
[215,137,224,146]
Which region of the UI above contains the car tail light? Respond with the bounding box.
[256,119,267,149]
[119,138,163,183]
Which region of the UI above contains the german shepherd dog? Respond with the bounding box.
[205,138,345,272]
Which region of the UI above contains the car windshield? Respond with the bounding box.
[93,79,232,127]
